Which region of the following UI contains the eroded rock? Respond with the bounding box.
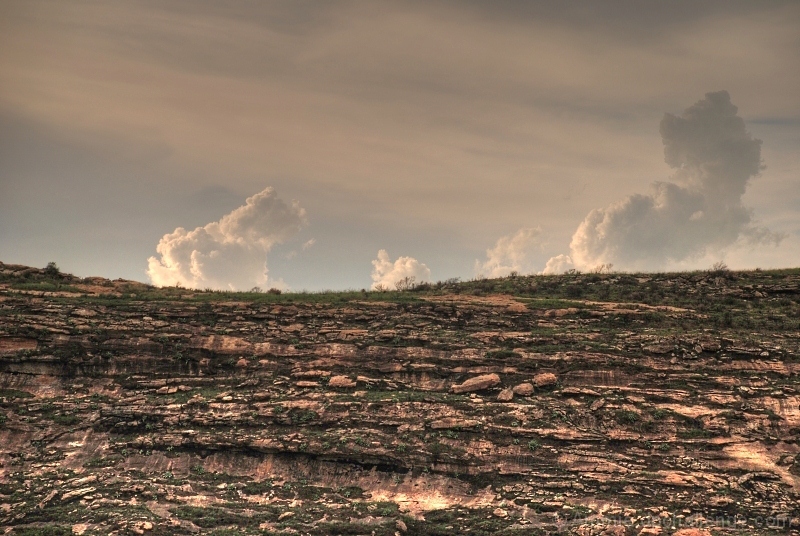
[328,375,357,388]
[533,372,558,388]
[451,373,501,393]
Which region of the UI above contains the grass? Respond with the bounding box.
[171,505,264,528]
[615,410,640,425]
[50,413,80,426]
[5,260,799,305]
[402,507,519,536]
[9,281,83,293]
[12,527,73,536]
[517,297,587,310]
[0,388,34,399]
[485,349,520,359]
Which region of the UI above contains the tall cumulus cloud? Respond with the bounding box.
[147,188,306,290]
[371,250,431,290]
[555,91,782,272]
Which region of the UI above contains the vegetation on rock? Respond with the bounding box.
[1,261,799,534]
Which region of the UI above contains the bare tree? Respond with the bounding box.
[710,261,729,273]
[592,263,614,274]
[394,276,416,291]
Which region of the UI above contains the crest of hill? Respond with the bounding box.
[2,260,799,309]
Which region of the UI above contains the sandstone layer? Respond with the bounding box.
[1,262,799,534]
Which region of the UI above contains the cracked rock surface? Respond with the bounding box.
[1,261,800,534]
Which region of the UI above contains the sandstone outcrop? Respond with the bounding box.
[328,375,357,388]
[1,261,799,534]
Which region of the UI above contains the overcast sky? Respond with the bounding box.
[2,1,799,290]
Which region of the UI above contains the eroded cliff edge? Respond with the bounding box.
[1,262,799,535]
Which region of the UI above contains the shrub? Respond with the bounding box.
[710,261,729,273]
[615,410,639,425]
[44,261,61,277]
[395,276,417,291]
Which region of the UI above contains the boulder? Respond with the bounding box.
[451,373,501,394]
[496,388,514,402]
[533,372,558,388]
[512,383,534,396]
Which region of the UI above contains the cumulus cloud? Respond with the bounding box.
[371,250,431,290]
[147,187,306,290]
[475,227,543,278]
[542,254,575,275]
[555,91,782,272]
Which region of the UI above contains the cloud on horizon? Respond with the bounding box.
[371,250,431,290]
[550,91,783,273]
[2,3,799,287]
[147,188,306,290]
[475,227,543,278]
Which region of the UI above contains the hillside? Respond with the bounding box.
[1,261,799,535]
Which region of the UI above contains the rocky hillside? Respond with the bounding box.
[1,261,799,535]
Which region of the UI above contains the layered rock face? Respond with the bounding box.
[1,261,799,535]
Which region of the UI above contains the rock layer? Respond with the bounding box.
[1,262,799,534]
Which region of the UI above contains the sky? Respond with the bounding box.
[1,1,799,290]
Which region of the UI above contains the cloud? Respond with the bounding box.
[147,187,306,290]
[558,91,783,272]
[541,254,575,275]
[371,250,431,290]
[475,227,543,278]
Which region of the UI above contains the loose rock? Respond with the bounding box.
[451,373,501,393]
[512,383,534,396]
[496,387,514,401]
[533,372,558,387]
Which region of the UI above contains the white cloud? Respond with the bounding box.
[475,227,543,278]
[370,250,431,290]
[541,254,574,275]
[302,238,316,250]
[147,187,306,290]
[556,91,783,272]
